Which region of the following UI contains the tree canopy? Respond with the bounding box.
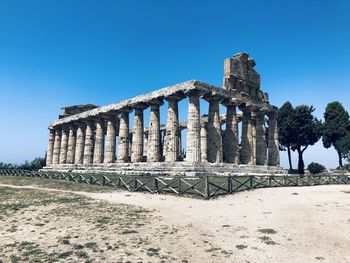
[290,105,323,174]
[278,101,295,171]
[322,101,350,167]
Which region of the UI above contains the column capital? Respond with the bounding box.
[203,93,225,102]
[118,106,133,113]
[165,93,186,102]
[221,98,238,107]
[131,102,148,110]
[238,103,253,113]
[148,98,164,106]
[185,88,205,98]
[252,110,266,119]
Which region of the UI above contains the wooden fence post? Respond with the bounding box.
[101,176,106,186]
[134,179,138,191]
[204,176,210,198]
[228,176,233,193]
[153,177,158,193]
[249,176,253,189]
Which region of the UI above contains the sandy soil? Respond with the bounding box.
[1,183,349,263]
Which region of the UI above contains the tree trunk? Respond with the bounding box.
[297,147,304,175]
[338,151,343,168]
[287,145,293,171]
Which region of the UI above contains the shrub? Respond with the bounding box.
[307,162,326,174]
[288,169,299,174]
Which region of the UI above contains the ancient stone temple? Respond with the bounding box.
[43,52,281,176]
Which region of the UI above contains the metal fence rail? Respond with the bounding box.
[0,169,349,199]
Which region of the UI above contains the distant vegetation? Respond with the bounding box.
[0,157,46,171]
[278,101,350,174]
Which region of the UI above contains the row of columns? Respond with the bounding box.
[46,94,279,167]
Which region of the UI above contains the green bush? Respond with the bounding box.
[288,169,299,174]
[307,162,326,174]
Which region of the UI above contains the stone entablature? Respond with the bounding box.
[43,52,280,176]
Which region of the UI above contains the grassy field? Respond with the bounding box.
[0,176,239,262]
[0,182,190,262]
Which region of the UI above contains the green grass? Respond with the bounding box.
[258,236,278,245]
[257,228,278,235]
[0,175,117,193]
[235,244,247,250]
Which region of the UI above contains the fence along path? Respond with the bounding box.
[0,169,349,199]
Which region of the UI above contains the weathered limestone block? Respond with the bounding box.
[206,98,223,163]
[93,119,104,163]
[132,105,146,162]
[186,91,202,163]
[59,127,68,164]
[268,111,279,166]
[223,103,239,164]
[74,125,85,164]
[52,129,61,164]
[83,122,94,165]
[255,112,267,165]
[118,111,130,163]
[148,100,163,162]
[200,122,208,162]
[240,107,253,164]
[165,98,181,162]
[66,125,76,164]
[104,116,117,163]
[46,129,55,165]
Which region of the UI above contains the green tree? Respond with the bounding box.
[278,101,295,171]
[291,105,323,174]
[336,133,350,160]
[322,101,350,168]
[307,162,326,174]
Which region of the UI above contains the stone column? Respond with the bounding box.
[178,129,183,160]
[46,129,55,165]
[148,99,163,162]
[186,91,202,163]
[206,97,223,163]
[255,112,267,165]
[129,133,133,159]
[143,131,148,160]
[59,127,69,164]
[93,119,104,164]
[268,111,280,166]
[66,125,76,164]
[223,102,239,164]
[83,121,94,165]
[104,116,117,163]
[251,117,257,165]
[118,111,130,162]
[131,105,147,162]
[165,97,181,162]
[74,124,85,164]
[52,129,61,164]
[160,130,165,160]
[240,107,253,165]
[200,122,208,162]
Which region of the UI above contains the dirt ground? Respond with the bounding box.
[0,177,349,263]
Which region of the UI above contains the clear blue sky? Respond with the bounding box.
[0,0,349,168]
